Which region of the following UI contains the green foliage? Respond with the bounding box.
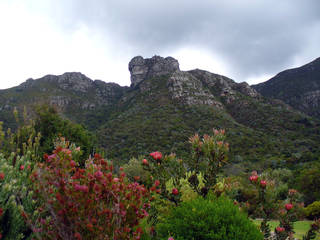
[0,108,41,162]
[296,162,320,205]
[34,105,96,165]
[304,201,320,220]
[156,196,263,240]
[0,152,37,239]
[122,157,151,183]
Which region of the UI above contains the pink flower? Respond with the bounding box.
[285,203,293,211]
[154,180,160,187]
[150,151,162,161]
[142,159,149,165]
[0,173,4,180]
[113,177,119,182]
[47,154,56,162]
[276,226,285,232]
[94,170,103,179]
[172,188,179,195]
[20,165,25,171]
[260,180,267,188]
[168,237,174,240]
[249,175,258,182]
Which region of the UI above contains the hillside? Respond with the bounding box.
[252,57,320,119]
[0,56,320,171]
[0,72,128,130]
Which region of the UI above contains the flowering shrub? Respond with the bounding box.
[138,129,230,238]
[244,170,318,240]
[0,151,37,239]
[29,139,156,240]
[0,115,41,240]
[142,129,229,202]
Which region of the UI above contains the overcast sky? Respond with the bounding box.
[0,0,319,89]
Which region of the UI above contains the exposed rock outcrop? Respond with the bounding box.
[188,69,259,103]
[167,71,223,108]
[129,55,179,87]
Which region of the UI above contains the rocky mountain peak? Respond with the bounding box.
[50,72,93,92]
[128,55,180,87]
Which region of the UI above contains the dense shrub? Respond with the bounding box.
[304,201,320,220]
[34,105,96,164]
[296,163,320,205]
[29,139,155,239]
[156,196,263,240]
[0,152,37,239]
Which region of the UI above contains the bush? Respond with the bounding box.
[29,138,155,239]
[304,201,320,220]
[0,152,37,239]
[156,196,263,240]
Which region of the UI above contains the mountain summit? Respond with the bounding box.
[129,55,180,87]
[252,57,320,118]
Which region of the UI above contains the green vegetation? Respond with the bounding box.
[34,105,96,164]
[305,201,320,220]
[157,196,263,240]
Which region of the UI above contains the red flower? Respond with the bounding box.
[260,180,267,188]
[0,173,4,180]
[285,203,293,211]
[142,159,149,165]
[276,226,285,232]
[20,165,25,171]
[0,208,3,217]
[150,151,162,161]
[249,175,258,182]
[154,180,160,187]
[70,160,76,168]
[172,188,179,195]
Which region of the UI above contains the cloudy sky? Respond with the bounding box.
[0,0,319,89]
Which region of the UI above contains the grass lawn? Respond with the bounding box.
[253,219,320,240]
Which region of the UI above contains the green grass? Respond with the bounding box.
[253,219,320,240]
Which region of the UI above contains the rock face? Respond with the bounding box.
[127,55,260,108]
[38,72,93,93]
[188,69,260,104]
[167,71,223,108]
[252,57,320,118]
[128,55,180,87]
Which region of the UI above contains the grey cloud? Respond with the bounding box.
[37,0,320,82]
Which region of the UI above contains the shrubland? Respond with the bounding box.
[0,106,319,239]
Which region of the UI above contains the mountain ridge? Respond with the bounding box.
[252,57,320,119]
[0,55,319,169]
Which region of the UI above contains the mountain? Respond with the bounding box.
[1,56,320,171]
[252,57,320,119]
[0,72,128,130]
